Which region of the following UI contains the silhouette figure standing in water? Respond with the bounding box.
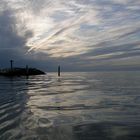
[58,65,60,77]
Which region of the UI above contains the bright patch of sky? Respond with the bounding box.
[0,0,140,70]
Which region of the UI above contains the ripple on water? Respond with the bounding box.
[0,72,140,140]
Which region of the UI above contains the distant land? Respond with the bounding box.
[0,60,45,77]
[0,67,45,76]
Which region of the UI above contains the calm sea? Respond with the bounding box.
[0,72,140,140]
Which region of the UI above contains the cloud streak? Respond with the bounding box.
[0,0,140,70]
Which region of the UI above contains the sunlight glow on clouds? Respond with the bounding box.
[5,0,101,57]
[0,0,140,70]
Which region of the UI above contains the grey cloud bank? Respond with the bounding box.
[0,0,140,71]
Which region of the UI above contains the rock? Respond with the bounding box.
[0,68,45,76]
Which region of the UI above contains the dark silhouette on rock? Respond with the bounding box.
[0,60,45,77]
[0,67,45,77]
[10,60,14,70]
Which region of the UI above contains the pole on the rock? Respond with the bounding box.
[26,65,29,78]
[10,60,13,70]
[26,65,29,75]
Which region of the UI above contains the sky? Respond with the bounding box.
[0,0,140,71]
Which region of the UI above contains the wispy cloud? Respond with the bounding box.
[0,0,140,70]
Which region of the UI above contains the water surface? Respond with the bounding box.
[0,72,140,140]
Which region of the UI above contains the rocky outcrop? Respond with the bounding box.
[0,68,45,76]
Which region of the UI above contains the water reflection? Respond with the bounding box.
[73,121,140,140]
[0,76,30,139]
[0,72,140,139]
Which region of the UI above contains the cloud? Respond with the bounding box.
[0,1,34,67]
[0,0,140,71]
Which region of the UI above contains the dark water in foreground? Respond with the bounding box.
[0,72,140,140]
